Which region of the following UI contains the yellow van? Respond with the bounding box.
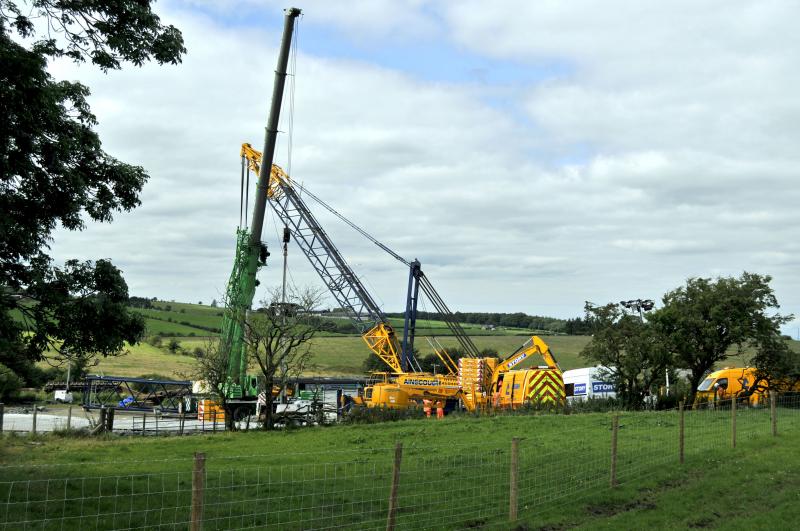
[694,367,767,407]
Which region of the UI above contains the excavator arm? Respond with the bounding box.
[495,336,560,374]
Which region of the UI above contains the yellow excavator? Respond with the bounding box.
[460,336,564,410]
[240,144,564,413]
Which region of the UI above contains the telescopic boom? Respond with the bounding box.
[220,7,301,397]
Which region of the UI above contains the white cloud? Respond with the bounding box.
[45,1,800,330]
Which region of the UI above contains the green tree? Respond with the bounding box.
[0,362,22,401]
[245,287,323,430]
[190,339,238,431]
[580,303,671,409]
[649,273,792,398]
[750,333,800,393]
[1,1,185,383]
[166,338,181,355]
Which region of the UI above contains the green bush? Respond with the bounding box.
[342,405,425,424]
[166,339,181,354]
[0,362,22,401]
[146,335,163,347]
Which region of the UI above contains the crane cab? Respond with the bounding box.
[363,383,412,409]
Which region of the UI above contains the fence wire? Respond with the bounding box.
[1,394,798,530]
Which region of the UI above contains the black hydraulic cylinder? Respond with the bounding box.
[249,7,302,247]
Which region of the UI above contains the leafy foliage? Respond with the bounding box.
[0,361,22,400]
[580,303,671,409]
[649,272,792,396]
[751,333,800,392]
[3,0,185,71]
[245,287,325,430]
[0,1,184,385]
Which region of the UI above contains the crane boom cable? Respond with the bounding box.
[286,15,299,178]
[418,275,480,358]
[276,172,479,358]
[290,181,410,267]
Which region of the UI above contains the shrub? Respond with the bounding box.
[166,339,181,354]
[0,362,22,401]
[342,405,425,424]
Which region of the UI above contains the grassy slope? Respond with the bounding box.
[99,301,796,379]
[95,333,785,379]
[94,334,594,378]
[94,343,197,379]
[0,408,798,529]
[134,302,542,338]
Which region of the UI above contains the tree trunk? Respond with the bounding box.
[263,389,274,430]
[688,368,705,403]
[224,403,236,431]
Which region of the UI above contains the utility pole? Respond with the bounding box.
[65,351,71,393]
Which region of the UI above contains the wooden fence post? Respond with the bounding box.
[212,410,217,433]
[191,452,206,531]
[179,413,185,436]
[610,415,619,488]
[0,403,4,434]
[509,437,520,523]
[679,401,685,465]
[32,404,38,435]
[66,405,72,430]
[770,391,777,437]
[106,407,115,432]
[155,411,159,435]
[141,413,147,436]
[98,407,107,434]
[731,397,737,449]
[386,442,403,531]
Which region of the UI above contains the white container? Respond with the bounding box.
[54,390,74,403]
[562,367,616,402]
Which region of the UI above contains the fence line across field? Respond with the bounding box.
[0,395,798,530]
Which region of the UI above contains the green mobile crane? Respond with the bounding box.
[219,7,302,408]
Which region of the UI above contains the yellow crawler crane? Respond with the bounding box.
[240,144,479,412]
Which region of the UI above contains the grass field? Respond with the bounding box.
[133,301,560,338]
[95,300,796,379]
[94,334,594,378]
[95,333,779,379]
[93,343,198,379]
[1,405,799,529]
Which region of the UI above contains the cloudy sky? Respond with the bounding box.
[48,0,800,331]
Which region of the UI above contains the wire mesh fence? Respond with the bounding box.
[1,393,798,530]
